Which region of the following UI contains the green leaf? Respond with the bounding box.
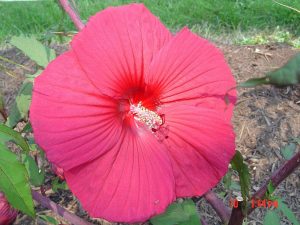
[5,70,42,128]
[180,200,201,225]
[6,79,33,127]
[230,181,241,191]
[263,211,280,225]
[266,181,275,198]
[51,178,68,192]
[267,52,300,86]
[239,77,269,87]
[223,170,232,190]
[277,199,300,225]
[10,36,56,68]
[230,151,250,203]
[0,124,30,153]
[217,191,226,198]
[22,122,33,133]
[291,137,300,145]
[240,53,300,88]
[0,143,35,217]
[281,143,297,160]
[22,154,44,186]
[26,70,43,81]
[150,199,201,225]
[38,215,59,225]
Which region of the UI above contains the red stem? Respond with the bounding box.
[204,190,231,223]
[200,218,209,225]
[32,190,93,225]
[0,109,7,121]
[248,150,300,214]
[228,151,300,225]
[227,199,244,225]
[58,0,84,31]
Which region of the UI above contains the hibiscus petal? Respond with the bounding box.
[146,28,236,120]
[65,128,175,223]
[30,51,121,170]
[71,3,171,97]
[161,104,235,197]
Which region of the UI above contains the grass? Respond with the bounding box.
[0,0,300,44]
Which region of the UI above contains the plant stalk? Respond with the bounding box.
[204,190,231,223]
[32,190,93,225]
[0,110,7,121]
[200,218,209,225]
[58,0,84,31]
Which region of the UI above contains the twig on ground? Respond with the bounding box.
[58,0,84,31]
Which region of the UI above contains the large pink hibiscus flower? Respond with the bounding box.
[30,3,236,223]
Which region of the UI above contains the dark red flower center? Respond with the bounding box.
[118,85,167,138]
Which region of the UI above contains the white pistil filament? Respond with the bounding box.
[130,101,163,132]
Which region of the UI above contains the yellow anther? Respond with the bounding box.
[130,102,163,131]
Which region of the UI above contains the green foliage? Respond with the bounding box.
[239,77,270,87]
[0,123,30,153]
[230,151,250,205]
[229,181,241,191]
[264,211,280,225]
[281,143,297,160]
[150,199,201,225]
[262,199,300,225]
[240,53,300,87]
[6,69,42,128]
[222,170,232,190]
[223,169,242,191]
[10,36,55,67]
[292,137,300,144]
[22,153,44,186]
[277,199,300,225]
[22,122,33,133]
[6,79,33,127]
[266,181,275,199]
[51,178,68,193]
[38,215,59,225]
[264,183,300,225]
[26,69,43,81]
[0,143,35,217]
[238,29,300,48]
[1,0,300,42]
[2,39,44,127]
[267,52,300,86]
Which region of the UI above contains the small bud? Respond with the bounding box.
[0,192,18,225]
[51,164,65,180]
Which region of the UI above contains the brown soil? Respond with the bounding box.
[0,43,299,225]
